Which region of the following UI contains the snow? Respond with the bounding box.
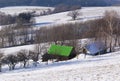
[1,44,120,81]
[1,6,120,27]
[0,6,54,15]
[0,43,50,55]
[35,6,120,27]
[0,45,34,55]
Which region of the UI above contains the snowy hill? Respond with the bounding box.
[1,51,120,81]
[1,6,120,27]
[0,6,54,15]
[0,42,120,81]
[34,6,120,26]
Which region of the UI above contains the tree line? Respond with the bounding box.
[35,10,120,52]
[0,10,120,52]
[0,12,35,47]
[0,47,46,71]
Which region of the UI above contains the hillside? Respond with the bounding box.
[1,6,120,22]
[1,50,120,81]
[34,7,120,26]
[0,0,112,7]
[0,6,53,15]
[1,6,120,24]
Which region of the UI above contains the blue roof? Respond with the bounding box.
[86,41,106,55]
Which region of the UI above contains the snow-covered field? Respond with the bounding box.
[0,6,54,15]
[0,44,35,55]
[1,51,120,81]
[1,6,120,27]
[35,6,120,26]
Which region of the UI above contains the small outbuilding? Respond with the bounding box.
[48,44,76,58]
[42,44,76,62]
[85,41,107,55]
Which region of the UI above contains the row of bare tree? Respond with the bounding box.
[0,24,35,47]
[0,10,119,50]
[0,12,35,47]
[0,10,120,52]
[0,12,16,25]
[0,44,47,72]
[91,10,120,52]
[35,10,120,52]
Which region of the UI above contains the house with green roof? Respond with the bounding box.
[48,44,76,59]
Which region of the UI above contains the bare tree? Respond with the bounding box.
[2,54,18,70]
[29,50,38,66]
[17,49,29,68]
[32,44,47,66]
[0,28,6,47]
[103,10,119,52]
[0,12,16,25]
[0,52,4,72]
[67,10,82,20]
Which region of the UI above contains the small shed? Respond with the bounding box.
[85,41,107,55]
[47,44,76,60]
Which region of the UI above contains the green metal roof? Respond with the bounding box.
[48,44,73,57]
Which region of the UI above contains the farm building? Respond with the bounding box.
[85,41,107,55]
[48,44,77,59]
[42,44,76,62]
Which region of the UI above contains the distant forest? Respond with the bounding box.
[0,0,116,7]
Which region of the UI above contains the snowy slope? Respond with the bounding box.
[0,43,50,55]
[0,6,54,15]
[0,51,120,81]
[0,45,34,55]
[1,6,120,27]
[35,6,120,26]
